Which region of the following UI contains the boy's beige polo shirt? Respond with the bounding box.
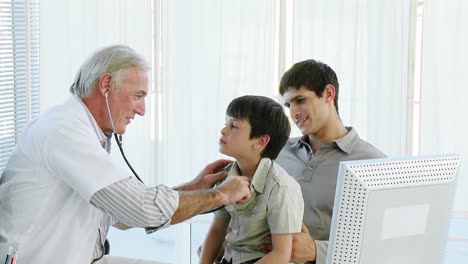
[216,158,304,264]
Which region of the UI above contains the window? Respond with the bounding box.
[0,0,39,173]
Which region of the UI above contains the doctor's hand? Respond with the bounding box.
[174,159,232,191]
[215,175,251,206]
[259,223,316,263]
[195,159,233,188]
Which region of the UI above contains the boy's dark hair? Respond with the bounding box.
[226,95,291,160]
[279,59,340,114]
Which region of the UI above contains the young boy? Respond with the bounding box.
[199,95,304,264]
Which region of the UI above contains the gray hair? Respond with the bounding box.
[70,45,150,98]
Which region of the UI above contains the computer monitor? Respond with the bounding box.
[326,155,461,264]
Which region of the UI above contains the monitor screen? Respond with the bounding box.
[326,155,461,264]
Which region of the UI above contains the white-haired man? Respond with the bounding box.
[0,45,251,264]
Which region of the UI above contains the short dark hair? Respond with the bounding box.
[279,59,340,114]
[226,95,291,160]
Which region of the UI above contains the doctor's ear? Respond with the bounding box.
[98,73,113,96]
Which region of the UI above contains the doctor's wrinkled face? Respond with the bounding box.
[108,66,148,134]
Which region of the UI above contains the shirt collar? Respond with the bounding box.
[333,127,359,153]
[295,127,360,154]
[229,158,272,194]
[72,95,112,151]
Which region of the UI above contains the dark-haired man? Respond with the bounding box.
[271,59,386,264]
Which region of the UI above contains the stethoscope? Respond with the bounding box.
[104,89,144,183]
[91,90,148,264]
[104,89,226,214]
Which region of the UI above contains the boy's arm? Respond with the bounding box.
[255,233,292,264]
[199,215,230,264]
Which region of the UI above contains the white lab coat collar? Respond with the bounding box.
[73,95,112,152]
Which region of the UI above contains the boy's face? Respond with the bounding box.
[219,116,259,159]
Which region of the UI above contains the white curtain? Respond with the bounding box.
[156,0,277,262]
[292,0,412,157]
[419,0,468,212]
[157,0,277,187]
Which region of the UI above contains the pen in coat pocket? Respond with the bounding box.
[3,246,12,264]
[9,250,17,264]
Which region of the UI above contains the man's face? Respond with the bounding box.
[282,86,329,136]
[107,67,148,135]
[219,116,257,160]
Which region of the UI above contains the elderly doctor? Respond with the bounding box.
[0,45,251,264]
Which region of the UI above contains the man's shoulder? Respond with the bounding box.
[342,127,386,159]
[351,138,386,159]
[43,96,84,118]
[29,97,92,138]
